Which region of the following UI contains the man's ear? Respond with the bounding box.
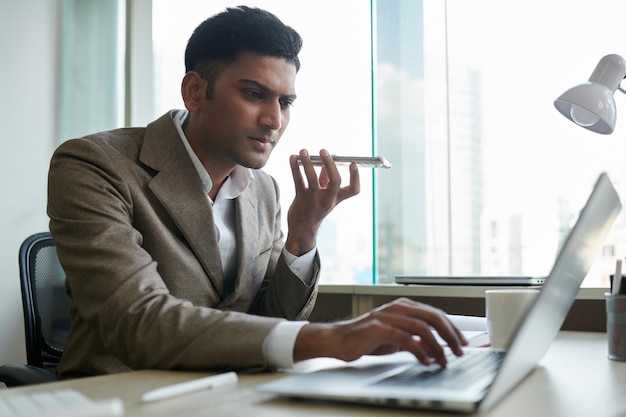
[181,71,207,112]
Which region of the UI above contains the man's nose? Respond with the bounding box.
[260,101,282,131]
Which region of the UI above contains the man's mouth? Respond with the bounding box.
[250,136,275,144]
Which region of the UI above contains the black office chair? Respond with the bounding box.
[0,232,69,387]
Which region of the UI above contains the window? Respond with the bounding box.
[441,0,626,287]
[373,0,626,286]
[146,0,626,286]
[150,0,374,284]
[59,0,126,142]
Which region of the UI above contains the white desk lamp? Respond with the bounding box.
[554,54,626,134]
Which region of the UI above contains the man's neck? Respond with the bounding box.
[181,117,234,198]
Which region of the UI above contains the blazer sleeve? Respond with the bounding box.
[251,248,321,321]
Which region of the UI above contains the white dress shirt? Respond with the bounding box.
[173,110,312,369]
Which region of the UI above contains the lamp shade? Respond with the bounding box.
[554,54,626,134]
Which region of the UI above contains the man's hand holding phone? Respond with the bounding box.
[285,149,363,256]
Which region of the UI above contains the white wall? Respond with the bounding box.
[0,0,60,366]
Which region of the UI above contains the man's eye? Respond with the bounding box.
[280,99,294,109]
[245,90,263,100]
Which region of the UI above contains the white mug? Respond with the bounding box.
[485,289,540,349]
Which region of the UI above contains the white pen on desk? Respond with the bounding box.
[141,371,238,403]
[613,259,623,295]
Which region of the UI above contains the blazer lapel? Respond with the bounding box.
[139,112,225,297]
[221,187,260,308]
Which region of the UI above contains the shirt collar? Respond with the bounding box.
[172,110,254,202]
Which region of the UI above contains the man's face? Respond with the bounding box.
[187,51,297,172]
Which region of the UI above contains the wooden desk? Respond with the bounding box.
[1,332,625,416]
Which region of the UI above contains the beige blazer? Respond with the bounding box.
[47,111,320,377]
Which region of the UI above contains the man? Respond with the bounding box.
[48,6,466,378]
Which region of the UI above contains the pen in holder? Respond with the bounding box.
[608,260,626,361]
[609,274,626,295]
[606,293,626,361]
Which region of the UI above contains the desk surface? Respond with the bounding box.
[2,332,625,416]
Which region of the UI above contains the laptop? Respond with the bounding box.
[258,172,621,413]
[395,275,546,286]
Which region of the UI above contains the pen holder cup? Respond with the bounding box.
[606,293,626,361]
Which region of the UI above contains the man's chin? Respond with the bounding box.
[242,154,272,170]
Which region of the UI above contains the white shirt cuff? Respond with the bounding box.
[263,321,308,370]
[282,246,317,285]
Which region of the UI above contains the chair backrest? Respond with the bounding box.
[19,232,70,370]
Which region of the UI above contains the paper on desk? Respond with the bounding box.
[437,314,490,347]
[447,314,487,331]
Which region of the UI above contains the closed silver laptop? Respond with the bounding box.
[394,275,546,286]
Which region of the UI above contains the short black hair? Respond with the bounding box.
[184,6,303,74]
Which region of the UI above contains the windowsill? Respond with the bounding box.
[312,284,608,331]
[318,284,609,300]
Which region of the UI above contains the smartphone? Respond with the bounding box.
[297,155,392,169]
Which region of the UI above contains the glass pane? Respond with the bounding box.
[376,0,626,287]
[447,0,626,287]
[374,0,450,282]
[59,0,125,142]
[151,1,374,283]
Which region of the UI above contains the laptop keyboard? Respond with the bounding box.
[375,349,505,389]
[0,389,124,417]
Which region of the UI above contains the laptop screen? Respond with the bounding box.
[481,172,621,410]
